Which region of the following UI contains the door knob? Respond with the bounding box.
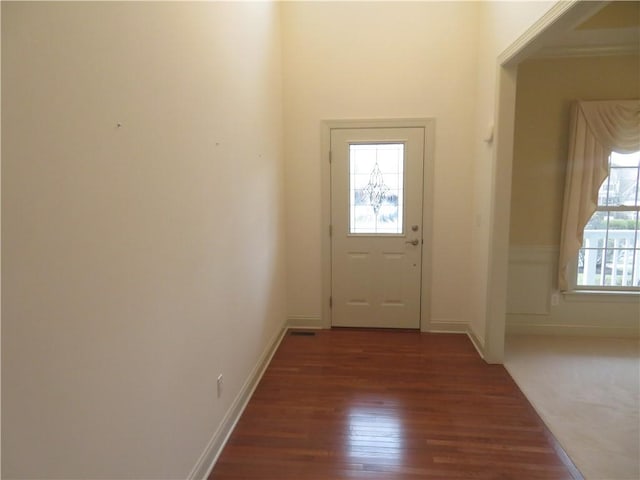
[405,239,419,246]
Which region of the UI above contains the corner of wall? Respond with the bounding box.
[189,321,289,480]
[287,315,323,329]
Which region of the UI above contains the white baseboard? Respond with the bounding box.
[289,315,474,335]
[287,315,323,329]
[188,321,288,480]
[466,328,486,360]
[507,245,639,338]
[427,319,467,333]
[425,320,486,359]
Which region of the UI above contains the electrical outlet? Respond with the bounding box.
[217,374,223,398]
[551,292,560,306]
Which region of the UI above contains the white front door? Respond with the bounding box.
[330,127,424,329]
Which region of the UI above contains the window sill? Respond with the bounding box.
[563,289,640,303]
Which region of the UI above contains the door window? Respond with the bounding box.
[349,143,404,234]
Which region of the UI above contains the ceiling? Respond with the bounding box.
[534,1,640,58]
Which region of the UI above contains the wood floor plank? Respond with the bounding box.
[209,329,583,480]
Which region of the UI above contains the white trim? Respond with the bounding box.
[534,43,639,59]
[419,321,486,359]
[498,1,609,67]
[467,329,486,360]
[323,118,438,130]
[189,322,288,480]
[420,120,436,333]
[506,245,639,337]
[424,321,486,359]
[484,66,518,364]
[287,315,323,329]
[428,320,467,334]
[486,0,610,364]
[498,1,579,66]
[563,290,640,303]
[321,118,435,332]
[321,122,332,330]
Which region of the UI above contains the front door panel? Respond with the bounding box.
[331,127,424,328]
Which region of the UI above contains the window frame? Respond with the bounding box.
[570,151,640,293]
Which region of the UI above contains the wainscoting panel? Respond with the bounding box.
[506,246,640,337]
[506,247,556,315]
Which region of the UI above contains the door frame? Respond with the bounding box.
[483,1,608,363]
[321,118,435,331]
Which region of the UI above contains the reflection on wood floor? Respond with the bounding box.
[209,329,582,480]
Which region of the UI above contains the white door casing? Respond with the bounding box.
[330,127,425,328]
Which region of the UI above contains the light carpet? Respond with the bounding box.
[505,335,640,480]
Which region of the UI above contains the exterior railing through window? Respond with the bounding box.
[579,229,640,288]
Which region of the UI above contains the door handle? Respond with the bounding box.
[405,239,419,246]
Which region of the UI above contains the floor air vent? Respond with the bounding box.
[289,330,316,336]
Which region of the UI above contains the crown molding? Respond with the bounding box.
[533,43,639,59]
[499,1,609,66]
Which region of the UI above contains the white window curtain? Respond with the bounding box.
[558,100,640,292]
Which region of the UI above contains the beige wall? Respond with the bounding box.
[510,55,640,246]
[1,1,589,477]
[282,0,557,346]
[505,54,640,337]
[1,2,286,478]
[282,1,481,328]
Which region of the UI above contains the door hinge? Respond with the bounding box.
[329,150,332,163]
[329,296,333,308]
[329,224,332,237]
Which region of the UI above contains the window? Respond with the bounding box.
[558,99,640,292]
[349,143,404,234]
[576,151,640,290]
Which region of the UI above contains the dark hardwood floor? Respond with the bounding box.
[209,329,582,480]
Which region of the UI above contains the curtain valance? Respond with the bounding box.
[558,100,640,292]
